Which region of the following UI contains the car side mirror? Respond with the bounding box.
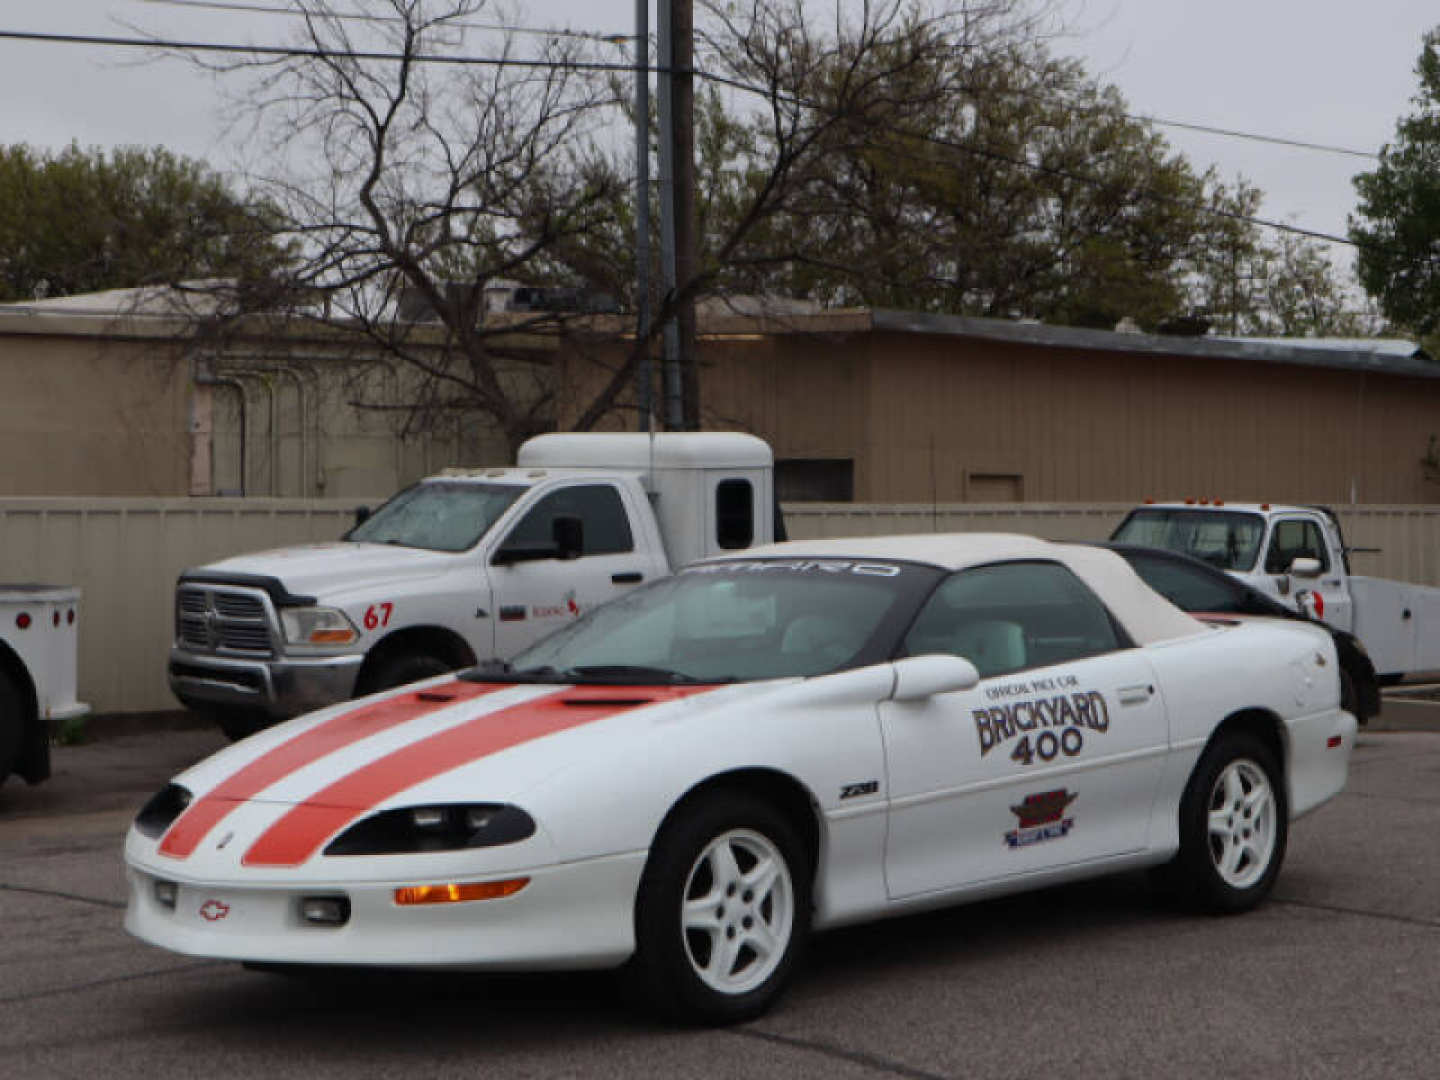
[553,515,584,561]
[353,505,371,528]
[1289,556,1322,578]
[891,654,981,702]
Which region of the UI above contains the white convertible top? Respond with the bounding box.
[725,533,1206,646]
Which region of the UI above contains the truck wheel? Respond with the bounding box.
[1157,732,1288,914]
[628,790,811,1025]
[213,706,269,742]
[0,672,23,782]
[1339,667,1358,721]
[357,653,454,696]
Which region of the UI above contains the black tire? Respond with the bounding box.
[213,706,270,742]
[628,790,811,1025]
[1338,667,1358,721]
[357,652,454,696]
[0,672,24,782]
[1157,731,1288,914]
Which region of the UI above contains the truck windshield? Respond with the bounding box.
[347,482,523,552]
[1111,509,1266,572]
[484,559,941,684]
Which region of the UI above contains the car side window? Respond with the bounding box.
[502,484,635,556]
[1126,552,1246,613]
[1264,519,1329,574]
[902,561,1122,677]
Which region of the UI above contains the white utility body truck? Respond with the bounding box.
[0,585,89,786]
[1112,501,1440,682]
[169,432,779,739]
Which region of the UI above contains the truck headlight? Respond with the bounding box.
[281,607,359,649]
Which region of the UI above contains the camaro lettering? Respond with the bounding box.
[684,560,903,578]
[974,691,1110,757]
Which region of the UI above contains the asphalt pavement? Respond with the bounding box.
[1,709,1438,1079]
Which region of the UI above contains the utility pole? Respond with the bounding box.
[632,0,652,432]
[657,0,697,430]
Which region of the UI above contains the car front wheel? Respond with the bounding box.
[630,791,811,1025]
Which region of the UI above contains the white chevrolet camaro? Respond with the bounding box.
[125,534,1355,1023]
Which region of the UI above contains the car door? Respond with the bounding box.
[489,482,656,658]
[1258,515,1353,632]
[880,560,1170,900]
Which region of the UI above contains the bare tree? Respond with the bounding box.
[176,0,626,453]
[174,0,1060,445]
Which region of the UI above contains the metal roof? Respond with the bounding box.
[870,310,1437,380]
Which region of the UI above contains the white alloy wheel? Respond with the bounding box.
[681,827,795,996]
[1206,758,1278,890]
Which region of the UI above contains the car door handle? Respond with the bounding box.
[612,572,644,584]
[1118,684,1153,705]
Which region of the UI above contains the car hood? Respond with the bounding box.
[143,675,782,873]
[193,542,460,599]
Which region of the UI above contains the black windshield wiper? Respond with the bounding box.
[558,665,732,685]
[461,661,569,684]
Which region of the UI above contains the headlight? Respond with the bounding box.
[135,783,193,839]
[323,803,536,856]
[281,606,359,649]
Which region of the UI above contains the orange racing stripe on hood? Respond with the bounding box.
[158,680,505,860]
[241,684,718,867]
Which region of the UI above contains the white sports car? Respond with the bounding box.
[125,535,1355,1023]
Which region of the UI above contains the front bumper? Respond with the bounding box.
[125,849,646,971]
[169,648,363,719]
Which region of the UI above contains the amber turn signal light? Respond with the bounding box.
[394,879,530,905]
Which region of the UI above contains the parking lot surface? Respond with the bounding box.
[2,717,1439,1079]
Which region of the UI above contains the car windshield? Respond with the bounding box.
[346,481,523,552]
[1111,509,1266,572]
[477,558,942,684]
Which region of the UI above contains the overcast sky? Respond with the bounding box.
[2,0,1437,281]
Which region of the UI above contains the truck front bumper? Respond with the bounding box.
[169,648,363,719]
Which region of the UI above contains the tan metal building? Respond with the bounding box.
[660,311,1440,506]
[3,293,1438,506]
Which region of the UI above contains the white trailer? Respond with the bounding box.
[0,585,90,786]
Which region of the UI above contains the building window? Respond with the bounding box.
[966,472,1024,503]
[776,459,854,502]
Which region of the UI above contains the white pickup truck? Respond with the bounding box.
[0,585,89,786]
[1111,501,1440,683]
[169,432,780,739]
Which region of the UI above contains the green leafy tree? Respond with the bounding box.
[1350,28,1440,333]
[0,144,287,303]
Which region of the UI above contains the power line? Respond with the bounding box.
[129,0,1382,159]
[1131,115,1375,159]
[133,0,633,45]
[0,25,1383,253]
[0,27,640,72]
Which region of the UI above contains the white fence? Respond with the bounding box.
[4,497,1439,716]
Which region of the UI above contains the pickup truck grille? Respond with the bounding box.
[176,585,276,658]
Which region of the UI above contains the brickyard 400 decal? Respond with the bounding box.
[973,673,1111,767]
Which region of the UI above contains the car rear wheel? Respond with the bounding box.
[630,791,811,1025]
[1160,732,1288,913]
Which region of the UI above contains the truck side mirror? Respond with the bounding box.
[1289,556,1322,578]
[552,515,584,560]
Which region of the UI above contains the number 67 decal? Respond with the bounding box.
[363,602,394,630]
